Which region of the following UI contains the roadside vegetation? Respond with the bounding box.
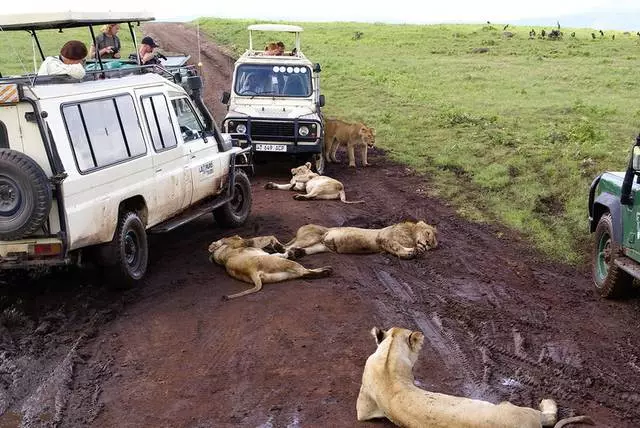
[3,20,640,263]
[196,19,640,264]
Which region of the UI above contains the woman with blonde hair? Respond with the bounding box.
[89,23,121,59]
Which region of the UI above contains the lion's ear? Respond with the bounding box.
[305,161,312,168]
[291,168,296,174]
[370,127,376,136]
[408,331,424,352]
[371,327,386,345]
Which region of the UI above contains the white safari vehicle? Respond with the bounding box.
[221,24,326,173]
[0,13,253,285]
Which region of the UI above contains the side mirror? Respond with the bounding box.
[318,94,325,107]
[221,91,230,105]
[313,63,322,73]
[633,145,640,171]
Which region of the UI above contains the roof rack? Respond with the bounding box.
[247,23,303,56]
[0,12,154,74]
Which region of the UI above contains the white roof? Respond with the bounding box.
[0,12,154,31]
[247,24,303,33]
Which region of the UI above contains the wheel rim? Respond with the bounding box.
[230,182,245,214]
[595,231,612,285]
[0,175,22,217]
[124,230,140,268]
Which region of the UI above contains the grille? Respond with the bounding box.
[250,122,295,139]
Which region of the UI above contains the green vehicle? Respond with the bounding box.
[589,134,640,298]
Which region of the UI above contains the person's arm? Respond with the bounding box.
[44,60,86,79]
[141,51,155,64]
[89,43,96,58]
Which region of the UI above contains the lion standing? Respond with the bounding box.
[323,118,375,168]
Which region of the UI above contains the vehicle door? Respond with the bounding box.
[136,90,192,225]
[169,96,224,204]
[622,147,640,261]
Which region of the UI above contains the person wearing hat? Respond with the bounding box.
[138,36,163,65]
[37,40,88,79]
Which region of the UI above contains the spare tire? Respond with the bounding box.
[0,149,52,240]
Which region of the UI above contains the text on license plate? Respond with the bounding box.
[255,144,287,152]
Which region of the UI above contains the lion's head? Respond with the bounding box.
[371,327,425,367]
[291,162,315,177]
[208,235,246,254]
[415,221,438,250]
[359,125,376,148]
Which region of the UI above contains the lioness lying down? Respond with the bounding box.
[284,221,437,260]
[357,326,594,428]
[264,162,364,204]
[208,235,332,300]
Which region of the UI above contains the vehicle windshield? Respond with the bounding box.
[234,64,311,97]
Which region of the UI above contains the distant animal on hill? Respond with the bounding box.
[529,29,536,39]
[571,32,576,38]
[591,33,596,39]
[352,31,364,40]
[599,30,605,37]
[503,24,509,31]
[612,34,615,40]
[541,29,546,38]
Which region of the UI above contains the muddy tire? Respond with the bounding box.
[0,149,52,240]
[214,170,252,228]
[593,213,633,298]
[103,212,149,288]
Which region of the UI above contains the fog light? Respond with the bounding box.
[236,123,247,134]
[299,126,309,137]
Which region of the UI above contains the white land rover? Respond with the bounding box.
[221,24,326,173]
[0,13,253,285]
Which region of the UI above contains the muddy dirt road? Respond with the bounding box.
[1,22,640,428]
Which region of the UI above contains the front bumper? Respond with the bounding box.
[223,117,323,154]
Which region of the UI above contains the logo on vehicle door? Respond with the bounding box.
[199,161,214,178]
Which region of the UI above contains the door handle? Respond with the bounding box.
[191,155,197,159]
[155,168,162,172]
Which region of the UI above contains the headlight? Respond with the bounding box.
[236,123,247,134]
[299,125,309,137]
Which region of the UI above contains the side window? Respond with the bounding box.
[62,94,147,173]
[141,94,178,151]
[170,98,204,142]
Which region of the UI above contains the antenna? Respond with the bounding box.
[197,21,203,74]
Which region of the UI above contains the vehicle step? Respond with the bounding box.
[148,196,229,234]
[614,257,640,279]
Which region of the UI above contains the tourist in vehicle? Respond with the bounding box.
[264,42,278,56]
[37,40,88,79]
[133,36,161,65]
[276,41,285,56]
[89,23,121,59]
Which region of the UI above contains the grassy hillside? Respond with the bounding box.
[196,19,640,264]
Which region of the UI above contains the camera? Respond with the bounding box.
[111,46,120,54]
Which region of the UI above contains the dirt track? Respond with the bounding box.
[1,22,640,428]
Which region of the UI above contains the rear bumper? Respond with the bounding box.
[0,237,69,269]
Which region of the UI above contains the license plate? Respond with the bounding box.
[255,144,287,152]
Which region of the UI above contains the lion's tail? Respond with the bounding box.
[339,189,365,204]
[303,266,333,278]
[553,416,594,428]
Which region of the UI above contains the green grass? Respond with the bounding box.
[3,21,640,264]
[193,19,640,264]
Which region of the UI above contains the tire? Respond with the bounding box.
[309,152,325,175]
[214,170,252,228]
[0,149,52,240]
[593,213,634,298]
[103,212,148,288]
